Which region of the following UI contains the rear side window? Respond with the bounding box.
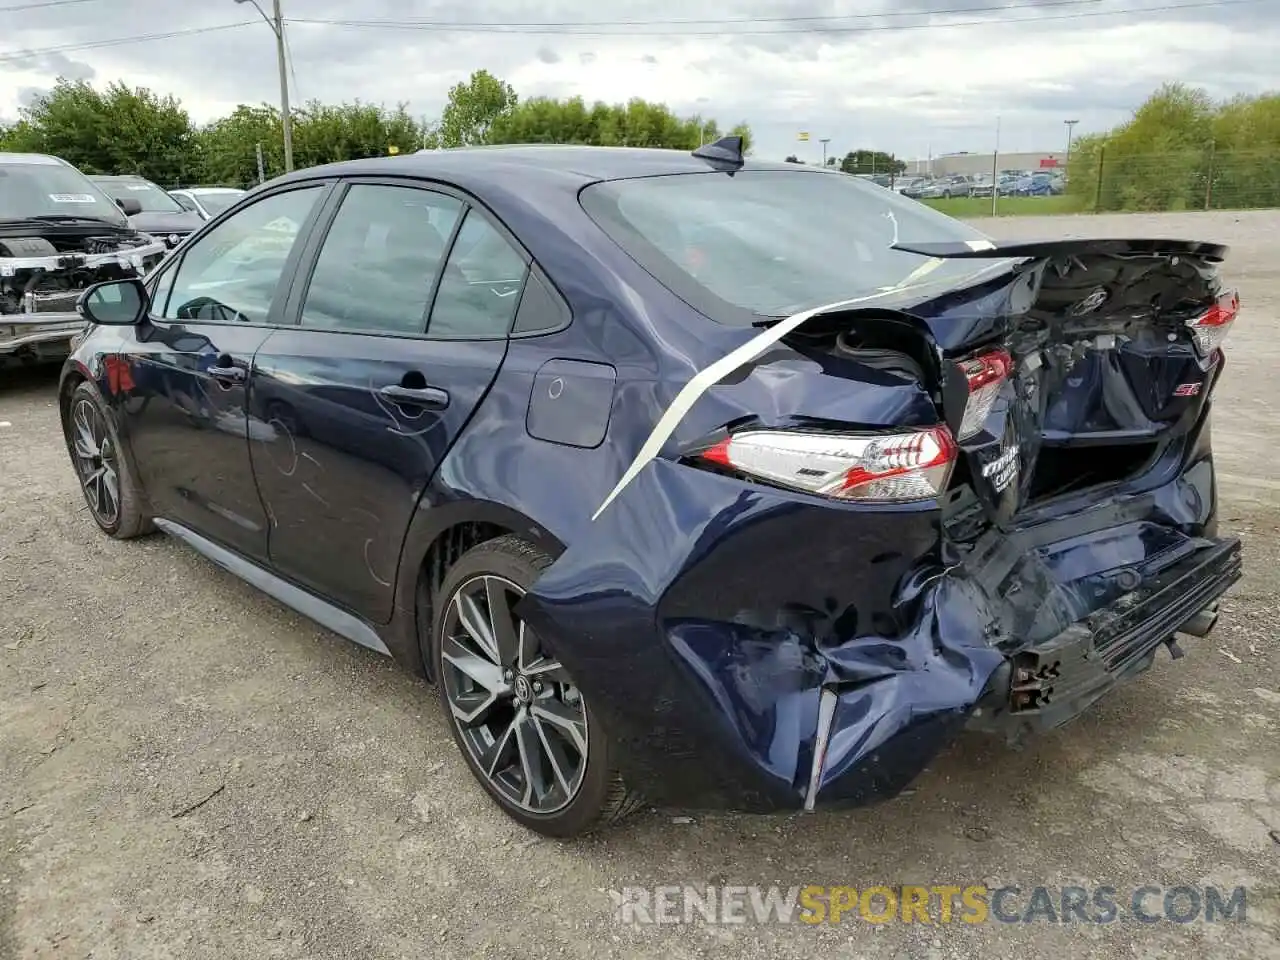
[300,184,463,335]
[580,169,1007,324]
[427,210,529,340]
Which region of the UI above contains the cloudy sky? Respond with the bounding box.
[2,0,1277,161]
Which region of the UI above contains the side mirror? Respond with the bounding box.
[78,278,149,326]
[115,197,143,216]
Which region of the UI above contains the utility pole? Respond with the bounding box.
[1064,119,1079,176]
[819,137,830,167]
[236,0,293,172]
[991,115,1001,216]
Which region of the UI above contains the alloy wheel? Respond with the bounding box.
[440,574,588,814]
[70,399,120,526]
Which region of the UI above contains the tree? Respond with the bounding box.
[439,69,517,147]
[1,78,196,184]
[837,149,905,175]
[1065,82,1280,212]
[485,94,753,153]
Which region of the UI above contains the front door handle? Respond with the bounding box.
[208,359,246,383]
[379,383,449,410]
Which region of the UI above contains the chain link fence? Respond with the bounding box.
[1066,146,1280,213]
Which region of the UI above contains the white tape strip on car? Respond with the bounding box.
[589,272,941,522]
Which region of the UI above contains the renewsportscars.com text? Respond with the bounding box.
[609,884,1248,926]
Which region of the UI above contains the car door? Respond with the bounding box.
[248,179,530,623]
[119,182,332,561]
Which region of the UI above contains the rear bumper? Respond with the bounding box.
[522,442,1235,814]
[969,537,1240,738]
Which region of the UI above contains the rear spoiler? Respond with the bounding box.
[890,237,1229,262]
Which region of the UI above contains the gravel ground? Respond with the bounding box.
[2,210,1278,960]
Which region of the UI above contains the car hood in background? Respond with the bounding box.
[128,210,205,235]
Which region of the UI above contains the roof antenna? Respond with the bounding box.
[692,135,745,170]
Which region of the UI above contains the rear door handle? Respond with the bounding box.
[379,383,449,410]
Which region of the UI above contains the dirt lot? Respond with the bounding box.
[2,210,1278,960]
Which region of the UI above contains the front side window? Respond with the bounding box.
[160,186,323,324]
[427,210,529,340]
[300,184,464,336]
[580,169,1014,324]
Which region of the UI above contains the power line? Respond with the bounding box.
[290,0,1117,28]
[0,0,106,10]
[0,0,1260,63]
[287,0,1262,36]
[0,21,257,63]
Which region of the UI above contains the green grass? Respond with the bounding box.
[921,194,1086,218]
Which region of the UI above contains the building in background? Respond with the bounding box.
[902,151,1064,176]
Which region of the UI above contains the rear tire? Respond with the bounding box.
[431,535,642,837]
[63,380,153,539]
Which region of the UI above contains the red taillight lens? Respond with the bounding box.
[956,349,1013,441]
[700,426,957,503]
[1186,291,1238,356]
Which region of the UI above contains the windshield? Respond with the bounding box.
[93,178,185,213]
[580,169,1003,323]
[0,162,128,225]
[196,192,242,216]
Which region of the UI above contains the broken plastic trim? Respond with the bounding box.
[804,686,839,812]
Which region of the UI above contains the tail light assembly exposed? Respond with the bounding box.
[698,425,957,503]
[955,349,1013,441]
[1186,290,1238,357]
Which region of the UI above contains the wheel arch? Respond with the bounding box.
[391,497,567,681]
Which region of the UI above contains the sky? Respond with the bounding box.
[1,0,1278,162]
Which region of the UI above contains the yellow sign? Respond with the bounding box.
[388,145,400,155]
[797,132,810,142]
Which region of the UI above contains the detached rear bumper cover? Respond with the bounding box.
[520,446,1235,814]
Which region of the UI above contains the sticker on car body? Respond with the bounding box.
[981,446,1019,492]
[1173,382,1202,397]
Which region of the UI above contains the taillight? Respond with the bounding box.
[955,349,1013,441]
[1186,291,1238,356]
[699,425,957,503]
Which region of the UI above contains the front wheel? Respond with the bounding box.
[431,535,642,837]
[63,380,153,539]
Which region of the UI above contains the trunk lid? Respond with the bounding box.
[892,238,1235,526]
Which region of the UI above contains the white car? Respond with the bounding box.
[167,187,247,221]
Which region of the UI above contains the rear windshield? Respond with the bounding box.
[94,178,184,213]
[0,162,128,225]
[580,169,1005,323]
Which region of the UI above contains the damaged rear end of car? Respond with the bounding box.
[524,168,1242,815]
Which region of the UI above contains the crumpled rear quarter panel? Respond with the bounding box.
[520,456,1003,812]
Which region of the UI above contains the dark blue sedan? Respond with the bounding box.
[60,141,1241,837]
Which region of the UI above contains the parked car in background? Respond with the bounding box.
[917,175,971,199]
[169,186,247,221]
[853,173,893,189]
[1012,172,1063,197]
[90,175,205,250]
[0,152,166,368]
[60,141,1241,837]
[969,175,995,198]
[893,177,926,195]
